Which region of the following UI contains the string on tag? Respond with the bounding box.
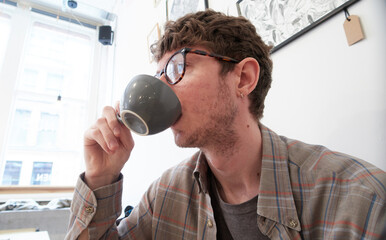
[344,8,351,22]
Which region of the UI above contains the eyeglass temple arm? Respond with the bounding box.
[191,49,240,63]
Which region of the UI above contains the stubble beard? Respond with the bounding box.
[174,80,239,155]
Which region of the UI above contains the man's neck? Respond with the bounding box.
[202,121,263,205]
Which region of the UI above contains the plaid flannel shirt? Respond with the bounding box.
[66,125,386,239]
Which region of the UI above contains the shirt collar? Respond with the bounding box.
[192,124,301,231]
[258,124,301,231]
[193,151,210,194]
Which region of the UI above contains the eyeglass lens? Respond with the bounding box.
[166,52,184,84]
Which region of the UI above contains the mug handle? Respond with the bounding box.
[116,112,124,124]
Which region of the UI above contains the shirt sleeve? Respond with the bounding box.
[65,173,123,240]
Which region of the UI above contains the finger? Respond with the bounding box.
[115,101,120,113]
[95,117,119,151]
[112,103,134,152]
[84,126,112,154]
[102,106,121,137]
[118,124,135,152]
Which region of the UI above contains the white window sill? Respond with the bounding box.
[0,186,74,203]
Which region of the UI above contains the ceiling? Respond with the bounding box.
[26,0,119,24]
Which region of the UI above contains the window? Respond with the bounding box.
[0,3,112,188]
[1,22,94,186]
[1,161,22,185]
[8,109,32,146]
[37,112,59,146]
[46,73,64,92]
[21,69,39,89]
[30,162,53,185]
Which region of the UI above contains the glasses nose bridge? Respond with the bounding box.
[154,67,165,79]
[155,70,169,84]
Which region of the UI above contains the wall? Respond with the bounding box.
[111,0,386,209]
[112,0,197,208]
[262,0,386,171]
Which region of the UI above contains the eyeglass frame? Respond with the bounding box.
[154,47,240,85]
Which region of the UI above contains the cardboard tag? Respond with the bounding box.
[343,15,364,46]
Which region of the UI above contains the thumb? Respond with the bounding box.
[115,101,120,113]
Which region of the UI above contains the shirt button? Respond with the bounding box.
[85,206,94,214]
[207,219,213,228]
[289,219,298,228]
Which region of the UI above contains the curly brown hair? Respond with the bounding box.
[152,9,273,121]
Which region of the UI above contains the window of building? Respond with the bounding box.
[1,161,22,185]
[30,162,53,185]
[8,109,32,146]
[37,112,59,147]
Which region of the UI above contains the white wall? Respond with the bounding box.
[262,0,386,171]
[111,0,385,208]
[112,0,197,208]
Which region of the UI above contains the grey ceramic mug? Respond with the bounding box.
[118,74,181,135]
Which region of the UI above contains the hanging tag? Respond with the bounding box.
[343,15,364,46]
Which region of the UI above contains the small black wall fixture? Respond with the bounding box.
[67,0,78,9]
[99,25,114,45]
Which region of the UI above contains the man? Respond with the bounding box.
[66,10,385,240]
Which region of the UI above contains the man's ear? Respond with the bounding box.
[235,57,260,97]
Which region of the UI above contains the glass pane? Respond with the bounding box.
[46,73,64,92]
[37,112,59,146]
[21,68,39,90]
[20,22,93,100]
[0,13,11,72]
[8,109,32,146]
[1,161,22,185]
[30,162,52,185]
[1,19,95,186]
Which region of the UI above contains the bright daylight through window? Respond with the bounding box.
[0,5,99,187]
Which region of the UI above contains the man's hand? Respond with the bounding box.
[83,105,134,190]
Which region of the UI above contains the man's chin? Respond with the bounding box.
[171,129,193,148]
[172,129,185,147]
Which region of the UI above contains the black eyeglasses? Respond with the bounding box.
[154,48,240,85]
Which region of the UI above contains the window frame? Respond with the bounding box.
[0,11,12,72]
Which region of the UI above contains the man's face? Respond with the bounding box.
[156,47,239,150]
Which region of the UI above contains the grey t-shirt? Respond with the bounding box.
[210,172,270,240]
[218,192,269,240]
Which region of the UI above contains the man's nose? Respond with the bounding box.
[155,72,168,85]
